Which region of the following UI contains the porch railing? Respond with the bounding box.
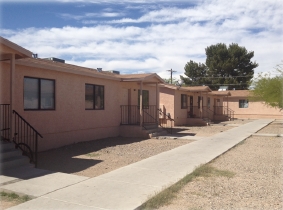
[120,105,157,125]
[187,106,202,118]
[158,108,174,134]
[214,106,234,120]
[187,106,214,123]
[202,106,214,123]
[143,105,157,124]
[120,105,140,125]
[0,104,11,141]
[13,110,43,167]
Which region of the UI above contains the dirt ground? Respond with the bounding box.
[159,120,283,210]
[37,122,237,177]
[3,119,281,209]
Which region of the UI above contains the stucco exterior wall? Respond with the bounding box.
[159,87,175,125]
[174,90,189,126]
[0,62,10,104]
[224,97,282,119]
[10,64,121,151]
[1,62,160,151]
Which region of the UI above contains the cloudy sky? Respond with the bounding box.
[0,0,282,79]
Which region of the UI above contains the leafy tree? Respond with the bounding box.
[183,43,258,90]
[181,60,209,86]
[251,64,283,110]
[163,77,178,84]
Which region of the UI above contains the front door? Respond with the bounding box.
[189,96,193,117]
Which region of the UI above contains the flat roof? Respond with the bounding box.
[209,91,231,96]
[14,57,164,83]
[160,83,212,92]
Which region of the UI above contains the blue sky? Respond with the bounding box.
[0,0,282,79]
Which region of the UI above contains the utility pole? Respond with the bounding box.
[166,68,177,84]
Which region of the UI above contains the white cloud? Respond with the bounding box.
[60,12,124,21]
[1,0,282,80]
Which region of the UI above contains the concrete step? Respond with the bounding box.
[143,123,158,130]
[0,148,22,161]
[1,141,33,170]
[1,155,30,170]
[150,130,168,138]
[0,141,15,151]
[144,127,164,134]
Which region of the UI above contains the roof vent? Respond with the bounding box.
[105,70,120,75]
[218,86,228,91]
[44,57,65,63]
[97,68,102,72]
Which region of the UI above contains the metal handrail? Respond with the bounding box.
[202,106,214,123]
[13,110,43,167]
[214,106,235,121]
[120,105,157,125]
[0,104,11,141]
[158,108,174,134]
[142,109,157,124]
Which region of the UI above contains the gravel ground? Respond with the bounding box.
[159,120,283,210]
[37,123,236,177]
[257,120,282,134]
[38,137,194,177]
[2,119,280,210]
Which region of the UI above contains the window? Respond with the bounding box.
[24,77,55,110]
[239,99,249,108]
[85,84,104,110]
[181,94,187,109]
[138,90,149,108]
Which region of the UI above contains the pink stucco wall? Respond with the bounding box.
[1,61,159,151]
[224,97,282,119]
[159,87,231,125]
[0,62,10,104]
[159,87,175,126]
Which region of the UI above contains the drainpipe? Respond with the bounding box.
[10,54,15,141]
[139,82,143,127]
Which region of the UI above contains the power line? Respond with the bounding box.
[189,83,250,86]
[187,75,253,79]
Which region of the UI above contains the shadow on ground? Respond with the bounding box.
[37,137,147,174]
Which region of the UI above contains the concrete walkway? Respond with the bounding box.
[1,119,273,210]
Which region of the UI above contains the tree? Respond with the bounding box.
[251,64,283,110]
[181,60,209,86]
[163,77,178,84]
[183,43,258,90]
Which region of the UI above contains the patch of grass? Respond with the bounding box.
[138,165,235,209]
[237,139,246,145]
[0,191,31,203]
[85,152,100,157]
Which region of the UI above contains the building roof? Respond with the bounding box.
[118,73,164,83]
[227,90,251,97]
[209,91,231,96]
[160,83,212,92]
[181,86,212,92]
[0,36,32,60]
[14,57,164,83]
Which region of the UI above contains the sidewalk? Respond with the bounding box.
[1,119,273,210]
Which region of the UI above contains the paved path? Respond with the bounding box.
[1,119,273,210]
